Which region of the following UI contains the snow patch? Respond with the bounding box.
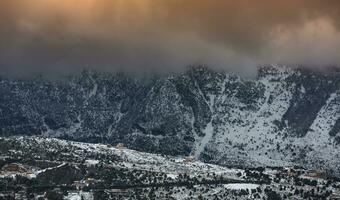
[224,183,259,190]
[194,121,214,158]
[85,160,99,166]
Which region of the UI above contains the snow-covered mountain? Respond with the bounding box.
[0,65,340,175]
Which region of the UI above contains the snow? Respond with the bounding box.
[35,163,66,175]
[305,92,340,145]
[7,136,246,181]
[208,66,296,166]
[187,66,303,167]
[88,75,98,98]
[191,75,216,158]
[194,121,214,158]
[167,173,179,179]
[300,85,306,94]
[2,136,339,200]
[5,65,338,176]
[224,183,259,190]
[85,159,99,166]
[192,77,217,158]
[64,192,93,200]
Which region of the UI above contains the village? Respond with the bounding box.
[0,137,339,199]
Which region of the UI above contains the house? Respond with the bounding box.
[116,143,125,150]
[284,167,298,177]
[2,163,28,173]
[306,170,327,179]
[184,156,195,163]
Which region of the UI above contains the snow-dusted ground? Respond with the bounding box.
[64,192,93,200]
[0,136,244,181]
[224,183,259,190]
[0,136,339,200]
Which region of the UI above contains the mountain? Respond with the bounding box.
[1,137,339,199]
[0,65,340,175]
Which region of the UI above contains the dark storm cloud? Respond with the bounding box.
[1,0,340,77]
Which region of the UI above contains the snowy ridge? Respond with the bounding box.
[0,65,340,175]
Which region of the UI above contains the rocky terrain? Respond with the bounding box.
[0,137,339,200]
[0,65,340,175]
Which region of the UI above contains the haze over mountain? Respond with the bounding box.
[1,0,340,77]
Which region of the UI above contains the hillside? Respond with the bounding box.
[0,137,339,199]
[0,65,340,175]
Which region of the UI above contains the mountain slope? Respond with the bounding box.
[0,65,340,174]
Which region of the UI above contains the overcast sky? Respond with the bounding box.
[1,0,340,77]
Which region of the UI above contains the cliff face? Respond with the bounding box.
[1,65,340,174]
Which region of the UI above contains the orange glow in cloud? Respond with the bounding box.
[1,0,340,76]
